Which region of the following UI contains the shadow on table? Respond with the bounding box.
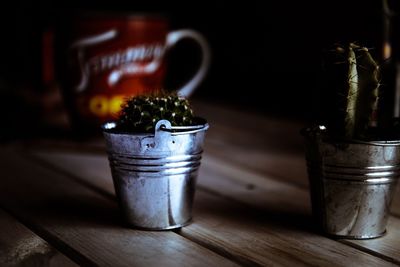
[192,191,317,236]
[31,194,124,229]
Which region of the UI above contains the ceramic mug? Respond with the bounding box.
[55,13,210,132]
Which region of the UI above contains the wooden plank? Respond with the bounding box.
[205,141,400,216]
[195,100,400,260]
[208,145,308,187]
[193,101,400,213]
[344,217,400,261]
[21,100,309,189]
[33,149,400,217]
[30,151,115,197]
[184,190,398,267]
[196,156,400,265]
[393,184,400,217]
[197,104,308,188]
[0,208,77,267]
[190,102,310,229]
[192,101,400,216]
[30,149,399,266]
[30,150,309,215]
[204,154,400,221]
[191,99,306,155]
[21,137,105,153]
[0,148,238,267]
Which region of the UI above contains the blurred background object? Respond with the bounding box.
[0,0,389,141]
[54,11,209,134]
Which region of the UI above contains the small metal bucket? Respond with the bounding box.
[102,119,209,230]
[303,127,400,239]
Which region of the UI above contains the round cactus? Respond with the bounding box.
[117,92,195,133]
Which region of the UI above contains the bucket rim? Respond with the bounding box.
[301,125,400,146]
[102,118,209,136]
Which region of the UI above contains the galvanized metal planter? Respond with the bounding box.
[303,127,400,239]
[102,119,209,230]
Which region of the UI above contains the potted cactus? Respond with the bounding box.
[102,92,209,230]
[302,43,400,239]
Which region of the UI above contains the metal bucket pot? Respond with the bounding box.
[102,119,209,230]
[303,127,400,239]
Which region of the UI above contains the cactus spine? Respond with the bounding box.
[327,43,381,140]
[117,92,194,133]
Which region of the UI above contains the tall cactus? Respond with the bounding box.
[325,43,381,140]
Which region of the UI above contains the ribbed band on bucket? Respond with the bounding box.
[306,161,400,184]
[108,152,203,175]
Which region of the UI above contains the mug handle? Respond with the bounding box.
[166,30,211,98]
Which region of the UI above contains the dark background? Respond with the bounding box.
[0,0,395,139]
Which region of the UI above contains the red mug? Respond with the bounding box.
[55,13,210,132]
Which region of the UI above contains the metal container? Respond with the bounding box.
[102,119,209,230]
[303,127,400,239]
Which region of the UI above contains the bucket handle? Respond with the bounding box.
[155,120,209,135]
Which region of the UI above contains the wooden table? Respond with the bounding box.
[1,100,399,267]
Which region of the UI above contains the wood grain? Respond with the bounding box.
[195,100,308,188]
[31,149,399,266]
[184,191,398,267]
[191,99,306,155]
[0,148,238,267]
[197,155,400,265]
[30,150,308,215]
[391,183,400,217]
[24,100,400,264]
[344,217,400,262]
[0,208,77,267]
[193,101,400,216]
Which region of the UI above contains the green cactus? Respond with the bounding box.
[117,92,194,133]
[325,42,381,140]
